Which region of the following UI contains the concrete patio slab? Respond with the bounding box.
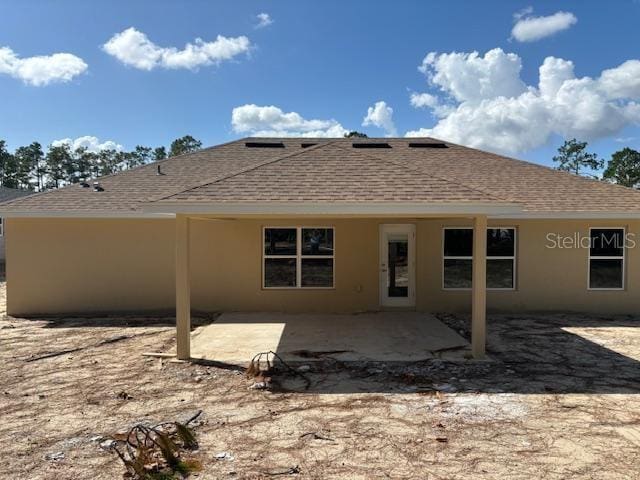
[190,312,470,364]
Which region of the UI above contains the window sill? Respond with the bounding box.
[262,287,336,291]
[587,288,625,291]
[442,287,517,292]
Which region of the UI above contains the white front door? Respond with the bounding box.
[379,224,416,307]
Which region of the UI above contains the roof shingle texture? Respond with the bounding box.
[0,186,32,203]
[3,137,640,213]
[160,143,501,203]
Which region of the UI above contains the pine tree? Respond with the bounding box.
[0,140,13,187]
[169,136,202,157]
[153,146,167,161]
[14,142,44,190]
[602,148,640,188]
[553,139,603,177]
[1,143,21,189]
[45,144,72,188]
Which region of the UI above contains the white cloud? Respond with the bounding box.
[0,46,87,86]
[511,10,577,42]
[362,101,397,136]
[407,48,640,154]
[599,60,640,99]
[410,92,453,117]
[538,56,575,98]
[52,136,123,152]
[231,104,348,137]
[419,48,526,103]
[513,6,534,20]
[410,92,439,109]
[102,27,251,70]
[255,13,273,29]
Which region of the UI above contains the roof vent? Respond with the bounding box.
[301,142,317,148]
[93,182,104,192]
[408,142,448,148]
[352,142,391,149]
[245,141,285,148]
[80,181,90,188]
[156,164,166,176]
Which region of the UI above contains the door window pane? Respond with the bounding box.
[388,237,409,297]
[444,259,472,289]
[590,229,624,257]
[264,228,297,255]
[487,228,515,256]
[487,259,514,289]
[264,258,296,287]
[589,259,623,289]
[302,228,334,255]
[301,258,333,287]
[443,229,472,257]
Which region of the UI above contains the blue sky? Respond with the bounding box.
[1,0,639,168]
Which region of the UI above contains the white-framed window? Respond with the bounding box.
[0,218,3,237]
[263,226,335,289]
[442,227,516,290]
[588,227,625,290]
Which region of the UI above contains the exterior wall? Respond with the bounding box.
[6,217,640,316]
[6,218,175,315]
[420,218,640,314]
[190,218,379,313]
[0,232,5,262]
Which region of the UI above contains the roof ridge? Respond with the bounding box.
[148,140,340,202]
[330,143,512,203]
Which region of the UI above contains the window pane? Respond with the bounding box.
[264,258,296,287]
[264,228,297,255]
[487,259,514,288]
[487,228,515,257]
[444,229,473,257]
[301,258,333,287]
[444,259,472,288]
[589,259,623,289]
[302,228,334,256]
[388,237,409,297]
[590,229,624,257]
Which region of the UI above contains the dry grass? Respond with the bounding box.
[1,283,640,479]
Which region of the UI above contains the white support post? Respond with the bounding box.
[176,214,191,360]
[472,215,487,359]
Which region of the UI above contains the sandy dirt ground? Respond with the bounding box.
[1,282,640,479]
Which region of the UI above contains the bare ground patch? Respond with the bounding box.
[1,283,640,479]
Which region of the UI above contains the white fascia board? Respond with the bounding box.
[490,211,640,220]
[0,210,172,218]
[6,207,640,220]
[141,201,524,216]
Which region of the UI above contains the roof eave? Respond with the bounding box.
[4,206,640,219]
[0,210,172,219]
[492,211,640,220]
[141,201,524,216]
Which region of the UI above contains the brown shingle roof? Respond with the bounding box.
[2,137,640,215]
[157,142,502,203]
[0,139,303,213]
[357,139,640,213]
[0,186,32,203]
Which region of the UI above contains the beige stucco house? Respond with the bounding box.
[0,186,31,264]
[3,137,640,360]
